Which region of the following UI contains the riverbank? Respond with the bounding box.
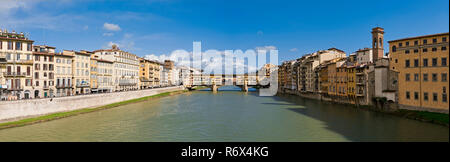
[0,89,189,130]
[277,93,449,127]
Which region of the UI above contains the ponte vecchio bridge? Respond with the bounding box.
[188,74,269,92]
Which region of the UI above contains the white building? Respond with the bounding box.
[355,48,373,64]
[93,45,139,91]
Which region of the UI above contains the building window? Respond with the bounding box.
[423,39,428,44]
[432,73,438,82]
[395,59,398,63]
[442,73,448,82]
[15,42,22,50]
[7,41,13,50]
[405,50,410,54]
[423,48,428,52]
[424,92,429,101]
[423,73,428,82]
[35,72,39,79]
[406,73,410,81]
[406,91,410,99]
[413,49,419,53]
[405,42,409,46]
[433,38,437,43]
[442,58,447,66]
[414,92,419,100]
[432,47,437,52]
[432,58,437,66]
[414,73,419,81]
[399,43,403,47]
[444,94,448,103]
[414,59,419,67]
[405,60,410,67]
[423,59,428,67]
[433,93,438,101]
[414,40,419,45]
[27,43,32,51]
[392,46,397,52]
[443,37,447,42]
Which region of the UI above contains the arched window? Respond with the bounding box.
[379,38,383,47]
[392,45,397,52]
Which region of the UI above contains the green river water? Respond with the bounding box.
[0,87,448,142]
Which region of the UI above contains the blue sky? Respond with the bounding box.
[1,0,449,62]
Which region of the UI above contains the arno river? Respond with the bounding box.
[0,87,448,142]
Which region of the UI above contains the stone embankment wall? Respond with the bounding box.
[0,86,185,122]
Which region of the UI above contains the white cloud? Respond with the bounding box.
[290,48,298,52]
[103,23,121,31]
[103,33,114,36]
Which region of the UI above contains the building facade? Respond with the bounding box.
[96,58,114,93]
[389,32,449,113]
[32,45,56,98]
[0,30,34,100]
[94,45,139,91]
[54,51,74,97]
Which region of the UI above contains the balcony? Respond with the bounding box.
[56,84,72,88]
[76,83,90,88]
[8,85,24,91]
[43,85,50,90]
[3,72,29,77]
[119,83,137,86]
[7,59,33,65]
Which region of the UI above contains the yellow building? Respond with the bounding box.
[64,50,91,95]
[336,64,347,97]
[0,30,34,100]
[346,65,356,102]
[139,58,152,89]
[389,33,449,113]
[90,54,98,93]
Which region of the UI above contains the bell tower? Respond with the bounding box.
[371,27,384,62]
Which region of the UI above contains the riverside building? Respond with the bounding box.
[388,32,449,113]
[64,50,90,95]
[32,45,56,98]
[54,50,74,97]
[0,29,34,100]
[94,45,139,91]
